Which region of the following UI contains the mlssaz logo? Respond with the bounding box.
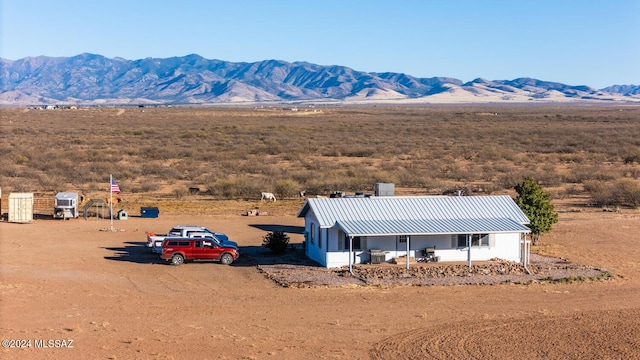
[34,339,74,348]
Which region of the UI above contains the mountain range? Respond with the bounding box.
[1,53,639,105]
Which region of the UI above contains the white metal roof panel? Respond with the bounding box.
[336,217,531,237]
[297,195,530,228]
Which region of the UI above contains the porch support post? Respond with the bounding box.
[406,235,410,270]
[348,235,353,274]
[524,233,529,266]
[467,233,472,269]
[520,233,527,266]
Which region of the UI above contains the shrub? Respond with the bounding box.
[275,179,299,199]
[173,188,188,199]
[15,154,30,165]
[206,176,264,200]
[583,180,615,207]
[622,147,640,164]
[614,179,640,208]
[131,182,161,193]
[497,172,524,190]
[262,231,290,254]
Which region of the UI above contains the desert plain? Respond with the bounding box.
[1,105,640,359]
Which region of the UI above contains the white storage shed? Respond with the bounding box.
[8,192,34,223]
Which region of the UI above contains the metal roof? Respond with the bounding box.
[336,218,530,237]
[55,192,78,199]
[297,195,530,236]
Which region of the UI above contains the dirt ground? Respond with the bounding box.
[1,203,639,359]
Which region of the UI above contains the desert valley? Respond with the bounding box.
[1,105,639,359]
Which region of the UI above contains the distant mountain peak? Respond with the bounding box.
[0,54,638,105]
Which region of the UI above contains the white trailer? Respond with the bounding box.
[54,192,79,219]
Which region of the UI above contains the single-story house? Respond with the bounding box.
[297,195,531,268]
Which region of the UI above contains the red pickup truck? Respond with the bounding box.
[161,238,239,266]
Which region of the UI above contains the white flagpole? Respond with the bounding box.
[110,174,114,230]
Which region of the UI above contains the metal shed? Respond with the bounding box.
[8,192,34,223]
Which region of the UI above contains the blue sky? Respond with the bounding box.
[1,0,638,88]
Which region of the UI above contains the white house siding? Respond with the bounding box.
[491,233,522,261]
[366,236,397,262]
[321,232,522,267]
[325,229,371,267]
[408,234,453,256]
[327,227,342,252]
[432,233,522,262]
[364,235,450,262]
[326,250,367,268]
[304,214,326,266]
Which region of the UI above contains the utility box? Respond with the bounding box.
[53,192,79,219]
[140,207,159,218]
[8,192,34,223]
[374,183,395,196]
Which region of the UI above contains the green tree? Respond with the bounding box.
[262,231,290,254]
[515,177,558,245]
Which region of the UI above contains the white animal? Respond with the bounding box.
[261,192,276,202]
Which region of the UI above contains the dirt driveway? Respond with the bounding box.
[1,209,639,359]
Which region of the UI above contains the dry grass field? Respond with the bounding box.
[1,105,640,359]
[2,105,640,204]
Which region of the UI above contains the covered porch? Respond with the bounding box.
[331,217,531,271]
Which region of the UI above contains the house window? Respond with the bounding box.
[456,234,490,247]
[343,235,362,250]
[310,223,315,245]
[398,235,407,243]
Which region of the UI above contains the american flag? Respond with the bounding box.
[111,177,121,194]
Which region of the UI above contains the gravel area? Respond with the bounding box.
[244,247,614,288]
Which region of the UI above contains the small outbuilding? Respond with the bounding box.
[8,192,34,223]
[297,195,531,268]
[53,192,79,219]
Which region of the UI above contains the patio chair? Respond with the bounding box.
[423,246,436,262]
[417,246,436,262]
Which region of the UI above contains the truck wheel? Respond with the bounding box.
[220,253,234,265]
[171,254,184,266]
